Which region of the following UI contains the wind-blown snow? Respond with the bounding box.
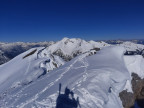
[1,46,142,108]
[0,38,144,108]
[124,55,144,79]
[0,38,108,95]
[0,47,65,94]
[123,55,144,93]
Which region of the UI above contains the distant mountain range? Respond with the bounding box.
[0,42,54,65]
[0,38,144,65]
[104,39,144,44]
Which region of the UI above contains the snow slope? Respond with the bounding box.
[1,46,143,108]
[0,38,109,94]
[0,38,144,108]
[0,47,65,94]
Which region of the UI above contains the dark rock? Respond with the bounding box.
[23,49,37,59]
[53,49,72,62]
[119,90,135,108]
[119,73,144,108]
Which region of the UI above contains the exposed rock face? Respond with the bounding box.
[53,49,73,61]
[124,50,144,58]
[119,73,144,108]
[119,90,134,108]
[53,47,100,62]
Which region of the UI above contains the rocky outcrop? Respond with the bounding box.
[124,50,144,57]
[119,90,134,108]
[53,47,100,62]
[53,49,73,61]
[119,73,144,108]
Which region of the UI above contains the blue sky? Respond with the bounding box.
[0,0,144,42]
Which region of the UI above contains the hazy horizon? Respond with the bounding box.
[0,37,144,43]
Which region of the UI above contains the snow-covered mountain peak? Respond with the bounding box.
[59,37,86,46]
[89,40,110,47]
[45,38,110,61]
[61,37,81,42]
[61,37,70,42]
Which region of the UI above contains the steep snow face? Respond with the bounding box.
[0,47,65,94]
[0,46,137,108]
[118,41,144,51]
[124,55,144,79]
[122,55,144,93]
[38,48,65,71]
[45,38,110,61]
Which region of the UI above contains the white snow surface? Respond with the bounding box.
[1,46,144,108]
[0,47,65,94]
[45,38,109,57]
[123,55,144,92]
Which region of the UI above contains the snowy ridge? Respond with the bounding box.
[0,46,144,108]
[0,38,144,108]
[123,55,144,93]
[0,47,65,94]
[45,38,109,61]
[1,38,144,65]
[0,38,109,94]
[38,48,65,72]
